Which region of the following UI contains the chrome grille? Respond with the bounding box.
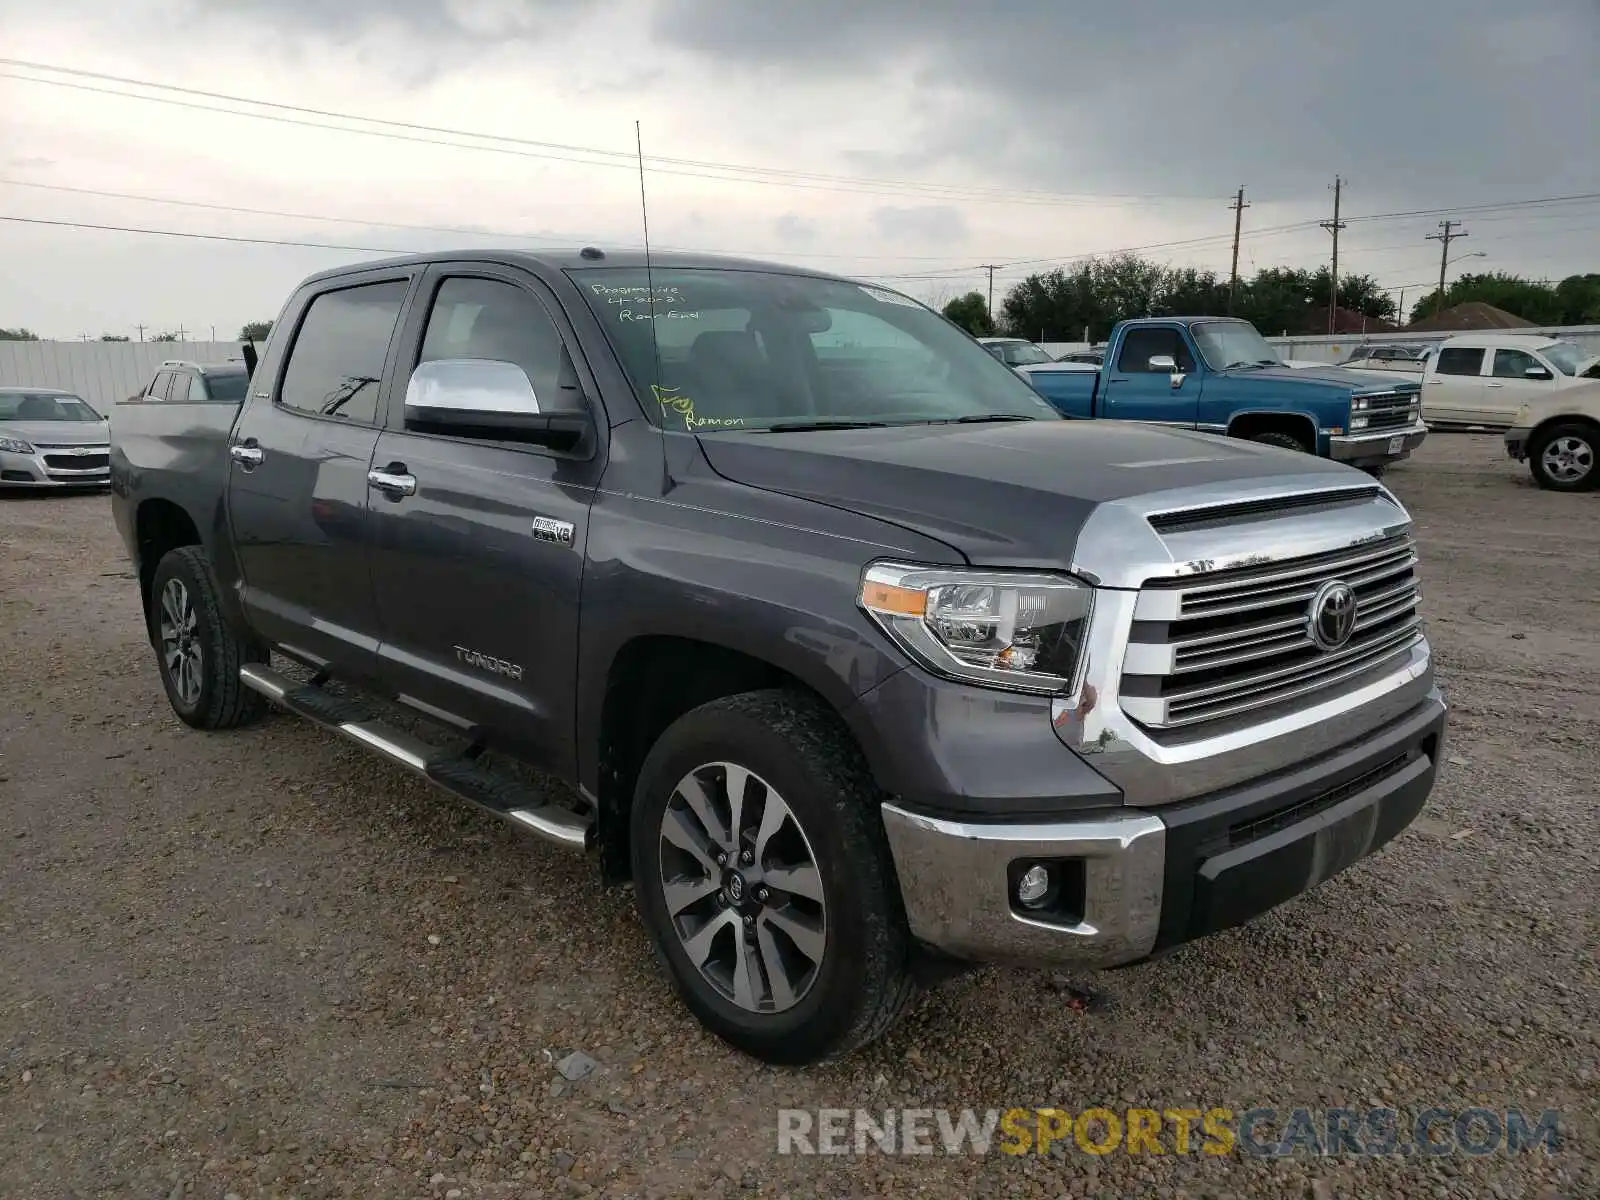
[1121,532,1422,731]
[1353,390,1418,432]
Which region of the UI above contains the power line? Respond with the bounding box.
[0,61,1220,209]
[0,214,404,255]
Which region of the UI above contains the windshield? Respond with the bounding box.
[0,393,103,422]
[1543,342,1584,376]
[201,369,250,401]
[1191,320,1284,371]
[571,267,1061,431]
[1002,341,1055,366]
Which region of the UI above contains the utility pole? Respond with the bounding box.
[176,324,188,342]
[135,323,146,342]
[1227,186,1249,314]
[1426,220,1467,310]
[978,264,1001,324]
[1396,288,1406,329]
[1320,176,1346,335]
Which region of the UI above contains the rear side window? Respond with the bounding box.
[279,280,408,424]
[1434,347,1484,377]
[145,371,172,400]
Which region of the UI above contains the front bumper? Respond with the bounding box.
[1327,421,1428,465]
[0,445,112,488]
[1505,428,1531,462]
[881,686,1448,968]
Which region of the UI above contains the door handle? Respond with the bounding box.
[1485,382,1505,388]
[229,443,264,468]
[367,467,417,497]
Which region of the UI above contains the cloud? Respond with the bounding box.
[872,205,969,244]
[773,212,818,244]
[6,156,56,170]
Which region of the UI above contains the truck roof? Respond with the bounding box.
[296,247,849,289]
[1437,333,1561,350]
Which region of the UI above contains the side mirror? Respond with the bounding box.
[1524,367,1553,381]
[404,358,591,452]
[1148,354,1177,372]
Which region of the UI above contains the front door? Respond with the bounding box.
[227,273,413,678]
[1482,347,1560,424]
[1422,345,1486,425]
[365,267,605,775]
[1099,325,1200,426]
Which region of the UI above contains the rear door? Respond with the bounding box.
[226,270,415,679]
[1422,346,1486,424]
[1100,325,1201,426]
[364,264,606,774]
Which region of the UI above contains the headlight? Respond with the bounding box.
[0,436,36,454]
[1352,396,1370,412]
[1350,416,1369,430]
[859,562,1092,693]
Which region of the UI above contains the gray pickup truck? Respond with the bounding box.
[110,249,1449,1064]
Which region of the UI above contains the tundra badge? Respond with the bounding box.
[531,516,576,547]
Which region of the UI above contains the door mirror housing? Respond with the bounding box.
[404,358,591,452]
[1524,366,1553,381]
[1148,354,1178,372]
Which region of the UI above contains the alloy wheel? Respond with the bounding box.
[656,762,827,1014]
[158,577,203,706]
[1541,434,1594,485]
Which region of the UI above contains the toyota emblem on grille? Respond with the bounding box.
[1309,580,1358,651]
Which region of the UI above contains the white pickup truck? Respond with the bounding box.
[1420,334,1596,429]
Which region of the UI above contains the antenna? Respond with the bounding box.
[635,120,664,400]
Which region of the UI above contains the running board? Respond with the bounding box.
[239,664,591,851]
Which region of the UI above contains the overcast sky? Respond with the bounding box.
[2,0,1597,339]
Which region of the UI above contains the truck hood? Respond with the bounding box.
[0,420,110,446]
[1231,363,1420,393]
[696,419,1360,569]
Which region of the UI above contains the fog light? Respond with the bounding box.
[1017,864,1051,907]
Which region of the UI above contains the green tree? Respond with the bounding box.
[941,292,994,337]
[1554,273,1600,325]
[0,327,39,340]
[1410,272,1564,324]
[239,320,273,341]
[150,332,180,343]
[100,334,130,342]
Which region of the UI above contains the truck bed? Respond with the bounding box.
[1013,363,1099,417]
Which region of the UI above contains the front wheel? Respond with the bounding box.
[1248,430,1311,453]
[1529,422,1598,492]
[150,546,268,730]
[630,690,915,1064]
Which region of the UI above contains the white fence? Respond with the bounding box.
[1263,325,1600,365]
[0,341,246,411]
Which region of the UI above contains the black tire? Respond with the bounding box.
[1528,421,1598,493]
[1362,464,1387,479]
[149,546,268,730]
[629,689,915,1064]
[1248,430,1311,453]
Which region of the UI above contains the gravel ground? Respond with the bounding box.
[1,433,1596,1199]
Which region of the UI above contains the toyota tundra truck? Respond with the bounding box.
[109,249,1448,1064]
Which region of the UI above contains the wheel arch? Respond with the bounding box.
[1225,409,1320,452]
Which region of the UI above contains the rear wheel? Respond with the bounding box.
[630,690,915,1064]
[150,546,268,730]
[1529,422,1597,492]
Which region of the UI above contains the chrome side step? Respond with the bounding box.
[239,663,592,851]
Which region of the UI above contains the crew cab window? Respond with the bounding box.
[1118,328,1194,373]
[1434,347,1484,377]
[187,373,210,402]
[1491,349,1546,379]
[279,280,408,424]
[416,277,577,411]
[143,371,172,401]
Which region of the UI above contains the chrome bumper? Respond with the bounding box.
[1328,421,1428,462]
[880,803,1166,967]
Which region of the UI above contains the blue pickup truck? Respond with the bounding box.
[1014,316,1428,473]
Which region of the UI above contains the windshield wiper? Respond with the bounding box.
[1222,360,1265,371]
[761,419,893,433]
[942,413,1038,424]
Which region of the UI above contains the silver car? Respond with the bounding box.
[0,387,112,489]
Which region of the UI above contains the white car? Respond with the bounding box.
[1421,334,1593,429]
[977,337,1057,368]
[1504,379,1600,492]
